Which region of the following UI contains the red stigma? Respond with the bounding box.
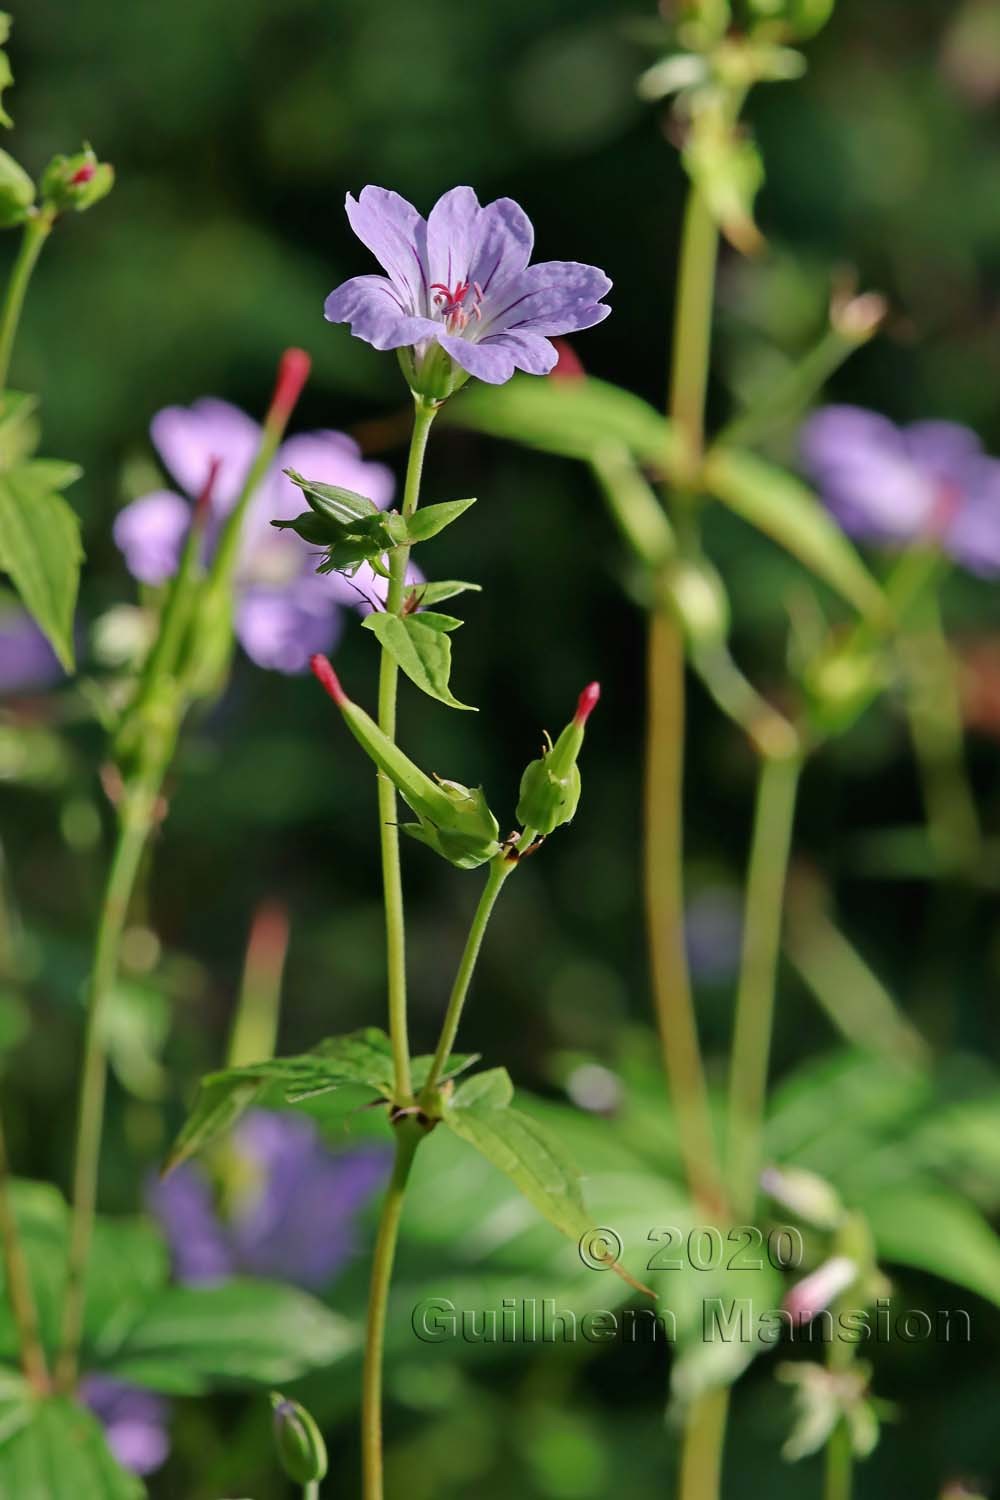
[267,347,311,428]
[430,280,483,332]
[193,455,222,526]
[310,654,348,707]
[70,161,97,186]
[575,681,601,725]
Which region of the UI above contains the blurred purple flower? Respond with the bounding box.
[80,1374,170,1477]
[147,1110,389,1291]
[113,400,398,674]
[0,605,64,695]
[800,406,1000,575]
[324,185,611,385]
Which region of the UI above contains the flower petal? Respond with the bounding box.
[150,399,260,509]
[481,260,612,337]
[235,585,344,674]
[344,186,429,311]
[426,186,482,292]
[800,405,936,542]
[468,197,534,296]
[437,331,518,384]
[946,457,1000,576]
[113,491,191,585]
[324,274,436,351]
[905,420,983,488]
[485,329,558,377]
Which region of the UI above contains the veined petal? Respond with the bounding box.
[483,329,557,376]
[150,398,260,509]
[324,274,438,351]
[437,331,518,385]
[468,197,534,296]
[426,186,482,292]
[481,260,612,337]
[344,186,429,311]
[800,406,936,542]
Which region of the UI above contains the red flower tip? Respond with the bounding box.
[310,653,348,707]
[69,161,97,186]
[193,455,222,525]
[575,681,601,725]
[550,338,585,382]
[246,899,290,976]
[267,347,311,428]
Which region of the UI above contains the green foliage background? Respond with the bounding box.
[3,0,1000,1494]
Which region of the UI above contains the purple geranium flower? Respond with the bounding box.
[0,604,65,695]
[324,185,611,389]
[800,405,1000,576]
[80,1374,171,1477]
[113,400,399,674]
[147,1110,389,1291]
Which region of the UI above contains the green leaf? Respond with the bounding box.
[103,1280,357,1395]
[283,469,378,524]
[165,1029,478,1169]
[702,446,888,623]
[19,459,82,492]
[450,375,680,472]
[862,1187,1000,1308]
[0,466,82,669]
[405,579,481,607]
[442,1074,590,1242]
[0,392,39,470]
[0,1388,143,1498]
[402,498,476,544]
[362,611,475,711]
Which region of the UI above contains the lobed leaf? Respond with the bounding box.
[362,611,475,711]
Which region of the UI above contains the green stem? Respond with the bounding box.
[303,1483,320,1500]
[0,1108,47,1390]
[0,210,54,392]
[669,188,719,482]
[725,751,802,1219]
[717,325,865,452]
[378,398,436,1102]
[677,1385,730,1500]
[645,608,726,1219]
[419,855,512,1105]
[55,767,165,1391]
[361,1123,419,1500]
[824,1421,853,1500]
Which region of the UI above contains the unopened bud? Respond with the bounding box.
[830,289,888,344]
[270,1393,328,1485]
[266,347,311,430]
[516,683,599,836]
[783,1255,858,1325]
[0,149,33,227]
[748,0,836,40]
[40,145,113,214]
[760,1164,844,1230]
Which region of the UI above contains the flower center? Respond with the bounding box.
[429,280,483,334]
[927,479,962,539]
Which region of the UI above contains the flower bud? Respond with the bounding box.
[516,683,599,837]
[40,145,114,214]
[311,655,500,868]
[783,1255,858,1325]
[270,1393,328,1485]
[0,149,34,227]
[760,1164,844,1230]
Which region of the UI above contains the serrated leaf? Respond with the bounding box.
[702,446,888,623]
[102,1280,357,1395]
[403,498,476,544]
[0,392,39,470]
[362,611,475,711]
[0,1390,143,1499]
[405,579,481,607]
[0,467,82,669]
[450,375,680,472]
[18,459,82,491]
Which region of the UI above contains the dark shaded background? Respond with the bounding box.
[3,0,1000,1494]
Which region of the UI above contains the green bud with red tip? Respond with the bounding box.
[516,682,599,837]
[311,655,500,869]
[40,144,114,215]
[270,1393,328,1486]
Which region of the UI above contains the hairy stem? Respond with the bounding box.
[361,1123,419,1500]
[0,210,54,392]
[55,773,163,1390]
[378,397,436,1102]
[0,1109,47,1389]
[725,751,802,1219]
[419,855,512,1105]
